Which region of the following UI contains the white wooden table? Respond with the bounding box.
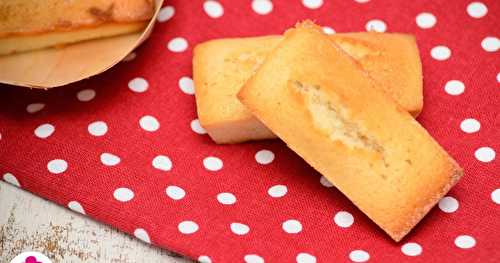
[0,181,190,263]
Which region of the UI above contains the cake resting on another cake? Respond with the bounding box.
[237,21,463,241]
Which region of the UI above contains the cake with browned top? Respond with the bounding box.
[0,0,154,55]
[194,32,422,144]
[237,21,462,241]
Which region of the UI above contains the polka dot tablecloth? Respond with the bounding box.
[0,0,499,262]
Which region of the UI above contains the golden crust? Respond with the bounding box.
[237,21,462,241]
[0,0,154,37]
[193,36,281,143]
[0,22,147,55]
[332,32,423,116]
[193,32,422,144]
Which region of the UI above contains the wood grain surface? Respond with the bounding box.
[0,181,190,263]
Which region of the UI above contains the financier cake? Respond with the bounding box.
[0,0,154,55]
[237,21,463,241]
[193,32,422,144]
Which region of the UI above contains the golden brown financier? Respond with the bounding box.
[193,32,422,143]
[237,21,462,241]
[0,0,154,55]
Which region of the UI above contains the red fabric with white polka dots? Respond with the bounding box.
[1,0,499,262]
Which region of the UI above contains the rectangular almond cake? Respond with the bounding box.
[0,0,154,55]
[193,32,422,144]
[237,21,462,241]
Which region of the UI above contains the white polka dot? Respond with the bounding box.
[323,26,335,35]
[460,118,480,133]
[100,153,121,166]
[152,155,172,171]
[497,72,500,83]
[255,150,275,165]
[230,222,250,235]
[252,0,273,15]
[198,255,212,263]
[354,0,370,3]
[401,242,422,256]
[178,221,199,234]
[134,228,151,244]
[416,12,436,29]
[122,52,136,62]
[68,201,85,214]
[128,77,149,93]
[438,196,459,213]
[3,173,20,187]
[444,80,465,95]
[34,124,55,139]
[203,156,223,171]
[475,147,495,162]
[168,37,188,53]
[157,6,175,22]
[481,36,499,52]
[467,2,488,18]
[191,119,207,135]
[491,189,500,204]
[77,89,96,102]
[204,0,224,18]
[334,211,354,228]
[268,185,287,198]
[296,253,316,263]
[88,121,108,136]
[244,254,264,263]
[302,0,323,9]
[179,76,195,95]
[47,159,68,174]
[113,187,134,202]
[166,186,186,200]
[320,176,333,187]
[349,250,370,262]
[365,19,387,32]
[282,219,302,234]
[139,115,160,132]
[26,103,45,113]
[217,192,236,205]
[431,45,451,60]
[455,235,476,249]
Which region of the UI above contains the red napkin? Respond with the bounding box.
[1,0,499,262]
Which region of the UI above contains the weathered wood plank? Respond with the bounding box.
[0,181,190,263]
